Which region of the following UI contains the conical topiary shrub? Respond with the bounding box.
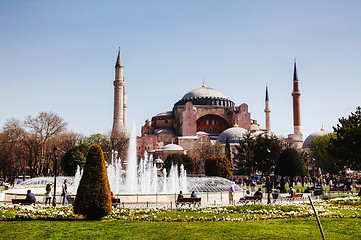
[73,144,112,219]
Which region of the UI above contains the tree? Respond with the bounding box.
[204,156,232,178]
[225,138,231,162]
[275,148,306,187]
[331,106,361,170]
[24,112,68,176]
[61,145,88,176]
[309,133,342,175]
[233,132,255,175]
[164,153,194,173]
[110,131,129,163]
[193,140,225,174]
[253,134,283,176]
[0,118,26,182]
[73,144,112,219]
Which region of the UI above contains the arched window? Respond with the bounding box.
[165,134,169,142]
[158,136,162,142]
[171,137,175,143]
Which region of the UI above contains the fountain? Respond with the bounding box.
[1,124,242,203]
[106,124,188,194]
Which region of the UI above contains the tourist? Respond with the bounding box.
[229,182,235,204]
[190,191,197,198]
[289,187,295,197]
[254,188,263,198]
[61,179,67,205]
[45,183,52,205]
[26,189,36,201]
[177,191,183,201]
[238,190,250,203]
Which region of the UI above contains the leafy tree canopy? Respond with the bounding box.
[331,106,361,170]
[61,145,88,176]
[253,134,283,176]
[309,133,342,175]
[204,156,232,178]
[275,148,306,183]
[233,132,255,175]
[164,153,194,173]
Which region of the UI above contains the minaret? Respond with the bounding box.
[264,85,271,133]
[112,48,127,138]
[292,58,302,137]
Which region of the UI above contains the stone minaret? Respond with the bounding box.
[264,85,271,133]
[292,58,302,137]
[112,48,127,137]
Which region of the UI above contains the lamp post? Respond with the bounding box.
[266,148,272,205]
[52,146,59,207]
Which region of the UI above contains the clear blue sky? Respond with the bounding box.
[1,1,361,139]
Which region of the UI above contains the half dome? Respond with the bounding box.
[217,127,248,144]
[161,144,184,151]
[302,129,331,148]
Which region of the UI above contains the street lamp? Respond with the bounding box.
[52,146,59,207]
[266,148,271,205]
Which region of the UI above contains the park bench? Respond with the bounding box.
[330,186,345,192]
[238,196,262,204]
[279,193,303,202]
[176,197,201,207]
[290,193,303,199]
[12,199,36,205]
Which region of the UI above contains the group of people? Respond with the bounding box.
[229,182,264,204]
[25,179,68,205]
[177,190,197,201]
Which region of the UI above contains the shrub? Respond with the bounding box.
[73,144,112,219]
[164,153,194,173]
[61,145,88,176]
[204,156,232,178]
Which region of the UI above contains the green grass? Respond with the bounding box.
[0,218,361,240]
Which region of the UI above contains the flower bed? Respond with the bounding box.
[1,196,360,221]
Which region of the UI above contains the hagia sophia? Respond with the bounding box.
[111,49,330,165]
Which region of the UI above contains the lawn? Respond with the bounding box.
[1,218,361,240]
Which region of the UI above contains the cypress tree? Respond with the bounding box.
[73,144,112,219]
[225,138,231,162]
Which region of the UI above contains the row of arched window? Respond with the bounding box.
[158,134,176,143]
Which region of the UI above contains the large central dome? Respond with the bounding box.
[174,84,234,107]
[182,87,226,99]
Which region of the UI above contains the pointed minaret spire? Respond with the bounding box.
[293,57,298,81]
[265,84,269,101]
[292,58,302,137]
[264,84,271,133]
[115,47,123,68]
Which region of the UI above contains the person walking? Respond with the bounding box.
[61,179,68,205]
[45,184,52,205]
[229,182,235,204]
